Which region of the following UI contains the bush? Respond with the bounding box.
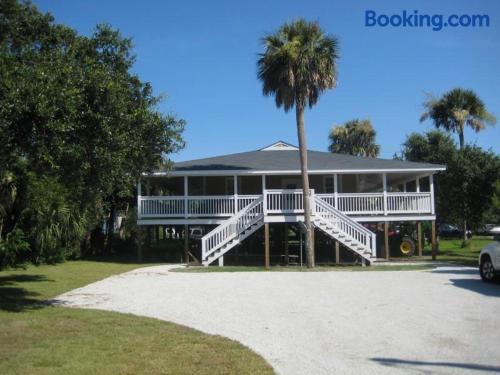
[22,175,88,264]
[0,227,30,269]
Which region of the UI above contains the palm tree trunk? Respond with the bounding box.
[458,124,466,243]
[296,104,314,268]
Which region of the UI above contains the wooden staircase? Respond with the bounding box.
[313,196,377,263]
[201,197,264,266]
[200,194,377,266]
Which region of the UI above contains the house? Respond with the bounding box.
[137,141,445,266]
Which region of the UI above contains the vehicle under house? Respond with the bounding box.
[137,141,445,266]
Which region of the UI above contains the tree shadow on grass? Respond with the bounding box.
[0,274,51,312]
[371,358,500,373]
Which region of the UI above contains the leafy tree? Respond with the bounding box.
[257,19,339,267]
[420,88,496,149]
[447,146,500,238]
[419,88,497,239]
[482,181,500,225]
[400,131,500,241]
[328,119,380,157]
[399,131,457,223]
[0,0,185,267]
[400,130,456,165]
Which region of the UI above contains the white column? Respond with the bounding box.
[218,256,224,267]
[310,188,316,214]
[333,174,338,208]
[383,173,388,215]
[184,176,188,218]
[137,180,142,219]
[371,232,377,258]
[430,174,435,215]
[416,177,420,193]
[234,175,238,213]
[262,175,267,215]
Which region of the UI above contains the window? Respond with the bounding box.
[225,177,234,195]
[323,176,335,193]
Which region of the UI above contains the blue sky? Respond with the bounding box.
[35,0,500,161]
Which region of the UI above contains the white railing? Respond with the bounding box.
[201,197,264,261]
[317,192,431,215]
[266,189,310,213]
[139,196,185,217]
[237,195,261,211]
[138,191,432,218]
[317,193,385,215]
[387,192,431,214]
[314,196,377,257]
[188,196,234,216]
[139,195,259,217]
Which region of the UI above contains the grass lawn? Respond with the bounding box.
[0,261,273,375]
[176,237,495,273]
[423,236,493,266]
[174,264,435,273]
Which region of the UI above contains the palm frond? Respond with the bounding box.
[257,19,339,111]
[420,88,495,145]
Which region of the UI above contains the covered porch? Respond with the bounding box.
[137,172,435,220]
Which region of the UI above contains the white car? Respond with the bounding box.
[479,227,500,282]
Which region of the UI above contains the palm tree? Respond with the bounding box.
[420,88,496,150]
[421,88,496,242]
[257,19,339,268]
[328,119,380,157]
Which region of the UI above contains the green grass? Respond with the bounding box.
[424,236,493,266]
[0,261,273,375]
[2,237,489,373]
[174,264,435,273]
[176,237,496,273]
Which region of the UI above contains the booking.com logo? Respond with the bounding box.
[365,10,490,31]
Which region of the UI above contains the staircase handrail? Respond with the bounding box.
[201,197,264,260]
[314,196,376,255]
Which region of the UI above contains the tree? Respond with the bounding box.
[420,88,496,240]
[420,88,496,149]
[257,19,339,267]
[400,130,456,165]
[399,131,457,223]
[400,131,500,242]
[482,181,500,225]
[447,146,500,238]
[0,0,185,267]
[328,119,380,157]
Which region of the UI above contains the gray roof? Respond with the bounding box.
[169,143,445,174]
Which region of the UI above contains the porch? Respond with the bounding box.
[137,172,435,221]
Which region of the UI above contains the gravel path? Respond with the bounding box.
[54,265,500,374]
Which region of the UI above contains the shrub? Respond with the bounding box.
[0,227,30,269]
[22,175,88,264]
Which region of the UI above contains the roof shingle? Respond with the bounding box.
[171,147,445,173]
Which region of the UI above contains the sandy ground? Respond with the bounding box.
[54,265,500,375]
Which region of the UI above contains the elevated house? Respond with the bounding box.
[137,141,445,266]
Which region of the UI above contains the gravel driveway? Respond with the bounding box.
[54,265,500,374]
